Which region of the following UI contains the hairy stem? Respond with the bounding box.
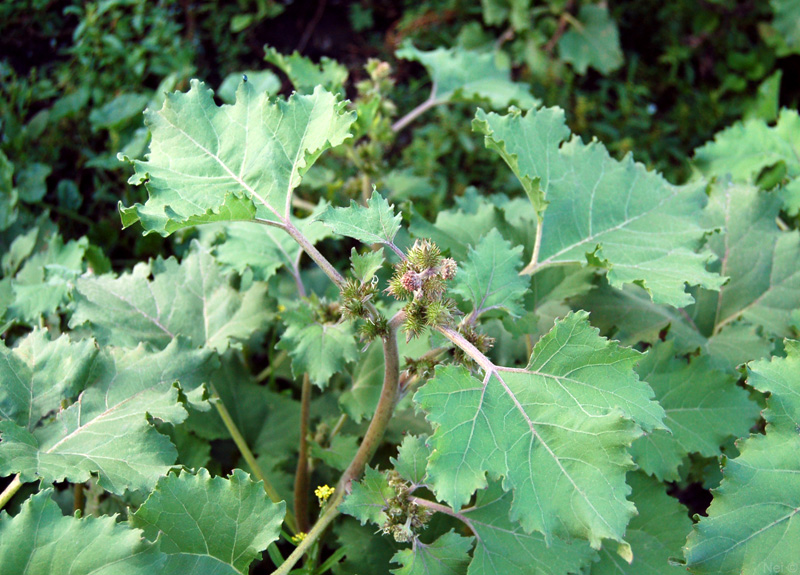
[336,310,403,492]
[436,325,495,373]
[294,374,312,533]
[0,475,22,510]
[271,495,341,575]
[411,496,473,526]
[284,220,346,288]
[392,85,440,133]
[210,384,298,534]
[270,311,404,575]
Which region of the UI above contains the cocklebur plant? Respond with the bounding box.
[0,51,799,575]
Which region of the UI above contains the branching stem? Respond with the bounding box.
[294,374,312,533]
[392,83,441,133]
[269,310,404,575]
[0,475,22,510]
[284,220,346,287]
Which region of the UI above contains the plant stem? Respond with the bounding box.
[411,496,472,525]
[336,310,403,493]
[284,220,346,288]
[294,374,312,533]
[74,483,85,515]
[210,384,299,534]
[269,311,404,575]
[436,325,495,373]
[271,495,342,575]
[0,475,22,510]
[392,86,440,133]
[329,413,348,441]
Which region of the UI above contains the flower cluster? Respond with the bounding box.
[454,321,495,370]
[386,240,458,340]
[380,471,432,543]
[314,484,335,506]
[340,274,389,342]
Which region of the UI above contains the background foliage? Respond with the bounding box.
[1,1,799,574]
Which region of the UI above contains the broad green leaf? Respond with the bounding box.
[120,80,355,234]
[130,468,285,572]
[263,46,348,93]
[391,434,430,485]
[277,299,358,388]
[0,489,165,575]
[71,245,272,352]
[310,433,359,471]
[0,329,97,431]
[409,195,508,261]
[350,247,385,283]
[396,42,538,109]
[558,4,624,75]
[474,106,724,307]
[16,162,51,203]
[702,183,800,338]
[89,92,150,131]
[576,281,773,372]
[318,192,402,246]
[391,530,473,575]
[748,339,800,433]
[339,340,385,422]
[340,334,432,423]
[415,311,664,548]
[462,484,595,575]
[631,343,760,481]
[772,0,800,53]
[590,472,691,575]
[218,70,281,104]
[0,150,17,231]
[334,519,401,575]
[8,233,89,322]
[212,201,330,281]
[694,109,800,182]
[0,338,215,494]
[451,228,528,318]
[481,0,531,30]
[340,466,395,526]
[684,340,800,573]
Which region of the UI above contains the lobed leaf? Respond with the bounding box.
[474,106,725,307]
[0,338,215,494]
[451,228,528,318]
[631,342,760,481]
[391,530,473,575]
[130,468,285,572]
[0,329,97,431]
[415,311,664,548]
[318,191,402,247]
[120,80,355,234]
[340,466,395,526]
[396,42,538,109]
[700,182,800,339]
[276,300,358,388]
[462,484,595,575]
[694,109,800,181]
[684,340,800,573]
[590,472,691,575]
[71,244,272,352]
[0,489,164,575]
[558,4,624,75]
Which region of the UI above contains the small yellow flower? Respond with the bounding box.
[291,532,307,544]
[314,484,335,506]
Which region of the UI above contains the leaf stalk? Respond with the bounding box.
[210,384,299,534]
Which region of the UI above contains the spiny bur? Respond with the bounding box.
[386,239,457,340]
